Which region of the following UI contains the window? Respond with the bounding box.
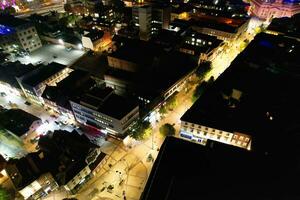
[198,125,201,128]
[212,129,215,132]
[205,127,208,130]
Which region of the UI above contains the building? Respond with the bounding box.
[5,152,59,200]
[179,29,224,63]
[16,62,72,104]
[250,0,300,20]
[70,87,139,137]
[141,136,300,200]
[42,70,96,119]
[190,15,250,41]
[0,61,35,96]
[180,33,300,152]
[151,4,171,34]
[5,130,106,198]
[192,0,250,19]
[0,15,42,54]
[82,30,111,51]
[105,37,197,117]
[265,13,300,40]
[132,6,152,40]
[0,109,42,140]
[132,4,171,40]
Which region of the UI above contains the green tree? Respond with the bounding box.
[165,94,178,111]
[159,123,175,137]
[196,61,212,79]
[0,186,9,200]
[1,7,16,15]
[192,81,208,102]
[130,120,152,140]
[159,105,167,115]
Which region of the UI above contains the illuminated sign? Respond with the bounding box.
[0,24,14,35]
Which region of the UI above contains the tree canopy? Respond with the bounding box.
[129,120,152,140]
[196,61,212,79]
[159,123,175,137]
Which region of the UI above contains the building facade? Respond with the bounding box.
[250,0,300,19]
[0,17,42,54]
[179,120,251,150]
[70,87,139,136]
[133,6,152,40]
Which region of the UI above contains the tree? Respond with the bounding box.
[196,61,212,79]
[159,123,175,137]
[192,81,208,102]
[0,186,9,200]
[1,7,16,15]
[129,120,152,141]
[159,105,167,115]
[165,94,178,111]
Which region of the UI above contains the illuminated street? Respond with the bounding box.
[69,19,262,200]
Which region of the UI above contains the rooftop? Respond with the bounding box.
[181,33,300,151]
[0,109,40,137]
[267,13,300,40]
[0,62,35,89]
[106,51,197,99]
[142,136,300,200]
[0,15,30,30]
[191,14,249,33]
[21,62,67,87]
[74,87,138,120]
[42,70,95,110]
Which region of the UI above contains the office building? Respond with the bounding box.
[70,87,139,137]
[132,6,152,40]
[42,70,96,119]
[0,15,42,54]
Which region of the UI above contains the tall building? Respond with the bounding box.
[133,6,152,40]
[132,4,171,40]
[250,0,300,19]
[0,15,42,54]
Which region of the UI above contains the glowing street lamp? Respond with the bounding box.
[58,39,64,45]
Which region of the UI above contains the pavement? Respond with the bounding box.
[15,44,85,66]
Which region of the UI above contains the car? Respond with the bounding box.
[24,101,31,106]
[36,60,43,65]
[50,114,57,118]
[54,121,59,125]
[66,47,72,51]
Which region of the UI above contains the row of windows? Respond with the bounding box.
[18,28,36,37]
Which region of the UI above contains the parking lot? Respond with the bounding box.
[16,44,85,66]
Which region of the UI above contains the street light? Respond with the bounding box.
[58,39,64,45]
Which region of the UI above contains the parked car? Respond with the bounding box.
[0,92,6,97]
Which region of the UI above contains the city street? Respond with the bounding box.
[0,17,262,200]
[72,18,262,200]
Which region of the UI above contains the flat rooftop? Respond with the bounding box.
[181,33,300,151]
[21,62,66,87]
[42,70,95,110]
[141,136,300,200]
[191,14,249,33]
[0,62,35,89]
[0,109,40,137]
[106,38,197,101]
[74,87,138,120]
[267,13,300,39]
